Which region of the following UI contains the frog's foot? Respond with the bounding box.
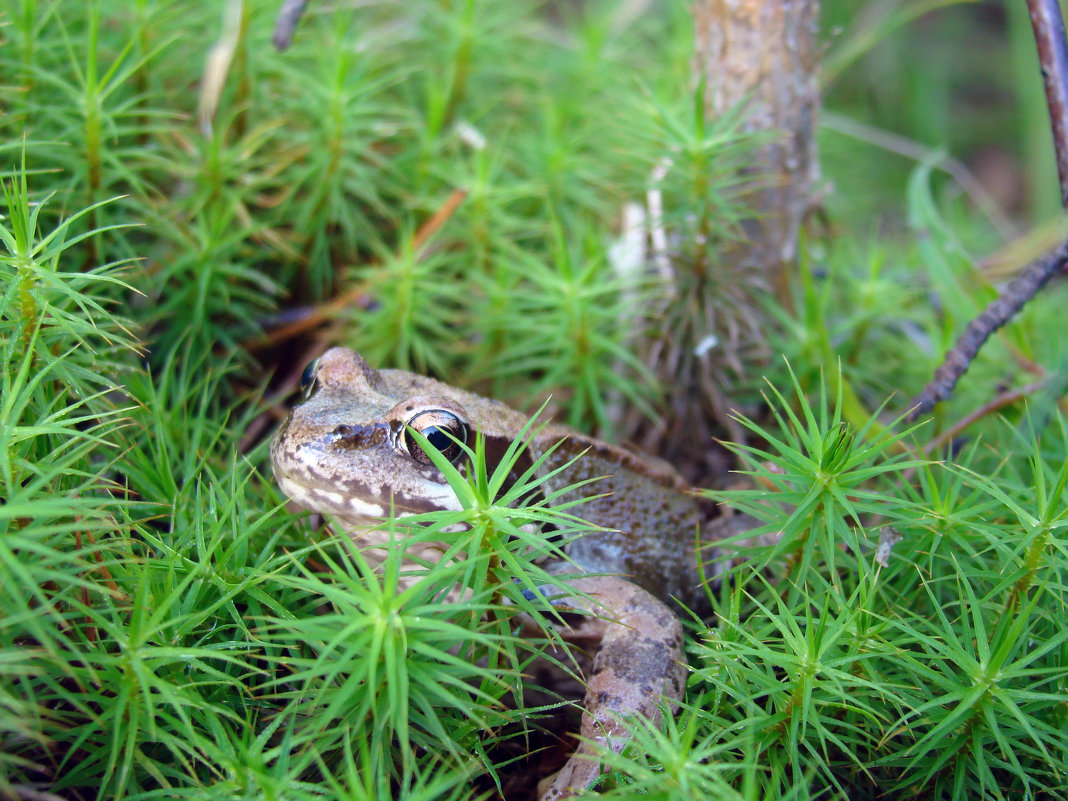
[537,576,686,801]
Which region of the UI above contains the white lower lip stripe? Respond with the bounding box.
[320,489,384,518]
[277,475,462,518]
[279,476,384,518]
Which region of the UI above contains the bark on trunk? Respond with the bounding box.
[629,1,821,482]
[694,0,821,280]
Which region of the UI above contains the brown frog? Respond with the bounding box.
[270,347,735,798]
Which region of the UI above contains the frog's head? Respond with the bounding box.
[270,347,475,523]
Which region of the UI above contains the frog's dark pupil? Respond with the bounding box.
[403,410,467,466]
[423,425,454,452]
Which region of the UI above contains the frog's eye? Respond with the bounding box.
[299,358,320,399]
[402,410,468,466]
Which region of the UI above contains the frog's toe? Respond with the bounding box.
[536,575,686,801]
[538,747,601,800]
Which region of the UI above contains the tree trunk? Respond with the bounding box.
[694,0,820,280]
[630,1,821,482]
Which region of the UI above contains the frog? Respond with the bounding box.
[270,346,741,799]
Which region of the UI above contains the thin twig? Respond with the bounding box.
[273,0,309,51]
[907,1,1068,419]
[250,287,373,350]
[1027,0,1068,204]
[409,187,469,254]
[906,239,1068,421]
[74,529,96,643]
[251,188,468,349]
[84,529,120,595]
[923,380,1046,455]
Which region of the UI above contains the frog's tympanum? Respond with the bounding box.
[271,347,734,799]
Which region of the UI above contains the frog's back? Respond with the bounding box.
[532,436,707,608]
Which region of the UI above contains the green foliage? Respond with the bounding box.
[719,366,925,581]
[486,217,660,431]
[594,379,1068,800]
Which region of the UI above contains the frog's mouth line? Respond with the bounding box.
[276,473,462,523]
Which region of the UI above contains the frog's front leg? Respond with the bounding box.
[538,576,686,801]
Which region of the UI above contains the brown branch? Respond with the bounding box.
[908,3,1068,420]
[409,187,470,253]
[251,188,468,350]
[273,0,309,51]
[1028,0,1068,205]
[923,380,1046,455]
[906,240,1068,421]
[250,288,372,350]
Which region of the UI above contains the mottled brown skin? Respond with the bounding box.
[270,347,712,798]
[534,577,687,800]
